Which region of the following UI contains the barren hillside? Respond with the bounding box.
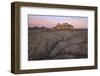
[28,29,88,60]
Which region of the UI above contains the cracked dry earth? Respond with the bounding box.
[28,29,88,60]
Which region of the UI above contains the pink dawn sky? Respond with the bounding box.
[28,15,88,29]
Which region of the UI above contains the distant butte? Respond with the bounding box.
[52,22,74,30]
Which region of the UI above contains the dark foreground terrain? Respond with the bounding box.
[28,29,88,60]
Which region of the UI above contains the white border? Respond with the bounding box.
[20,6,95,70]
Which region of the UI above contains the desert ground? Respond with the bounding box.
[28,28,88,60]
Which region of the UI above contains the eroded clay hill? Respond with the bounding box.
[28,29,88,60]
